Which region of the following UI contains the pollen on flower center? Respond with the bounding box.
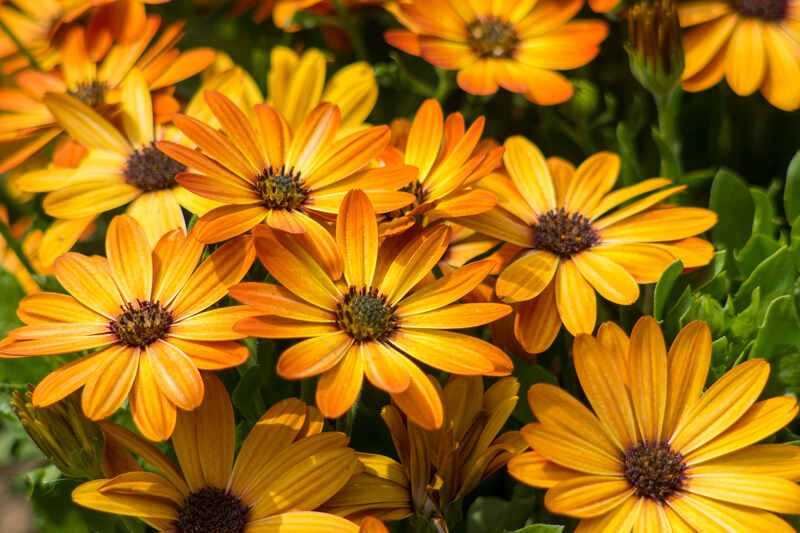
[254,165,308,210]
[336,286,397,342]
[533,207,599,257]
[466,16,520,59]
[124,143,187,192]
[109,301,173,348]
[68,81,108,107]
[732,0,788,19]
[623,441,686,502]
[175,487,250,533]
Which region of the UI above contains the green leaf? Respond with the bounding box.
[466,493,536,533]
[616,122,641,186]
[653,260,683,321]
[709,168,754,251]
[504,526,564,533]
[734,233,782,278]
[512,363,558,423]
[733,246,795,312]
[783,150,800,223]
[0,266,24,337]
[751,188,778,237]
[752,295,800,395]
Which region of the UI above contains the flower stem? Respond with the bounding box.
[433,68,455,103]
[653,87,683,180]
[331,0,368,62]
[0,218,36,276]
[0,17,42,71]
[335,393,360,436]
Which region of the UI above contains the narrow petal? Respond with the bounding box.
[685,472,800,514]
[126,190,186,247]
[399,303,511,329]
[724,19,765,96]
[521,423,623,476]
[145,341,204,411]
[82,346,139,420]
[119,68,153,146]
[600,208,718,243]
[405,99,443,181]
[563,153,620,215]
[507,451,577,488]
[337,189,378,288]
[544,476,633,518]
[457,59,500,95]
[389,358,444,430]
[555,260,597,336]
[172,113,256,180]
[362,341,411,394]
[247,512,358,533]
[514,284,562,354]
[32,348,112,407]
[389,328,504,375]
[668,493,797,533]
[204,91,266,170]
[169,306,261,341]
[627,316,668,442]
[253,225,341,310]
[573,334,638,451]
[194,374,236,489]
[571,251,640,305]
[496,250,559,303]
[166,338,250,370]
[379,225,451,305]
[151,229,204,306]
[276,332,353,379]
[106,214,153,303]
[130,354,177,442]
[591,243,677,284]
[669,359,770,456]
[572,494,640,533]
[503,135,556,215]
[458,207,536,247]
[664,320,711,436]
[228,283,335,323]
[191,204,267,244]
[287,103,341,172]
[396,260,495,315]
[71,480,178,521]
[316,345,365,419]
[170,235,255,318]
[44,93,131,155]
[291,211,344,281]
[234,316,338,339]
[693,444,800,480]
[43,181,140,219]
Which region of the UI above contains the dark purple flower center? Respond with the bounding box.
[176,487,249,533]
[466,16,520,59]
[533,208,599,257]
[623,440,687,502]
[337,286,397,341]
[254,165,308,210]
[124,143,186,192]
[109,300,173,348]
[733,0,788,20]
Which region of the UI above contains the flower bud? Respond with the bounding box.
[626,0,685,96]
[12,386,105,479]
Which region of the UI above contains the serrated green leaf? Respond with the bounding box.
[654,260,683,321]
[733,247,795,312]
[709,169,754,251]
[783,150,800,223]
[734,233,782,278]
[466,494,536,533]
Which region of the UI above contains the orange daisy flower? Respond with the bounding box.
[508,316,800,532]
[73,374,364,533]
[229,190,513,429]
[14,68,231,265]
[157,92,417,253]
[378,99,502,236]
[0,18,214,172]
[679,0,800,111]
[0,215,256,441]
[461,136,717,354]
[384,0,608,104]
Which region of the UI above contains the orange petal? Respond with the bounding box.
[503,135,556,215]
[204,90,266,170]
[169,306,260,341]
[228,282,335,322]
[600,207,718,243]
[521,422,622,476]
[563,152,619,215]
[459,207,536,247]
[388,328,499,375]
[496,250,559,303]
[514,284,561,354]
[507,450,577,488]
[337,189,378,288]
[396,259,495,315]
[106,215,153,303]
[172,112,256,180]
[316,345,364,419]
[43,92,131,155]
[166,338,250,370]
[399,303,511,329]
[191,204,267,244]
[457,59,500,95]
[554,260,596,335]
[32,348,113,406]
[362,341,411,394]
[276,332,354,379]
[664,320,711,436]
[234,315,338,339]
[591,243,677,284]
[145,341,204,411]
[405,99,443,181]
[151,229,204,306]
[389,358,444,430]
[544,476,633,518]
[627,316,668,442]
[81,345,139,420]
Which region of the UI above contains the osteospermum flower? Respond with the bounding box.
[15,68,227,264]
[230,190,513,429]
[326,376,525,523]
[0,18,214,172]
[157,92,416,252]
[0,215,256,441]
[678,0,800,110]
[264,46,377,134]
[384,0,608,104]
[73,373,364,533]
[379,99,502,236]
[461,136,717,353]
[508,316,800,532]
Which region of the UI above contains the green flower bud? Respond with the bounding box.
[626,0,685,97]
[12,386,105,479]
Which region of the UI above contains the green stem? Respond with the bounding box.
[335,393,360,436]
[0,17,42,71]
[654,88,683,180]
[0,218,36,276]
[433,68,455,103]
[331,0,368,62]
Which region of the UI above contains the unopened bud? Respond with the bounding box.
[12,386,105,479]
[626,0,685,96]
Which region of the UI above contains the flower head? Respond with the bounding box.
[0,215,256,441]
[379,99,502,236]
[12,386,105,479]
[385,0,608,104]
[230,190,513,429]
[678,0,800,110]
[157,92,417,254]
[508,316,800,532]
[73,373,364,532]
[0,18,214,172]
[627,0,685,96]
[462,137,717,353]
[326,376,525,523]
